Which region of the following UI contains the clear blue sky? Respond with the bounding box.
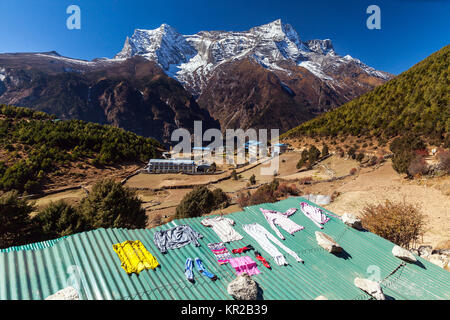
[0,0,449,75]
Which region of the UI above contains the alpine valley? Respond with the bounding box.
[0,19,392,143]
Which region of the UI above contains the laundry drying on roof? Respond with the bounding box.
[300,202,331,229]
[260,207,304,240]
[228,256,261,276]
[242,222,304,265]
[112,240,159,275]
[201,216,244,242]
[3,197,448,301]
[153,224,204,253]
[208,242,233,265]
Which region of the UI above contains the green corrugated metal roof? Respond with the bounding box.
[1,196,449,300]
[0,236,68,253]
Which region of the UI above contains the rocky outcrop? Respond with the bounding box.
[433,249,450,256]
[392,245,417,263]
[411,245,449,270]
[227,273,258,300]
[354,278,385,300]
[342,213,363,230]
[418,245,433,257]
[315,231,342,253]
[427,254,449,269]
[197,59,315,132]
[45,286,79,300]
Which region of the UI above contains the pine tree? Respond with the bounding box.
[35,201,86,239]
[322,144,329,157]
[0,191,35,249]
[78,179,147,229]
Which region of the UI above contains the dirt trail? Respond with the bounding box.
[322,161,450,248]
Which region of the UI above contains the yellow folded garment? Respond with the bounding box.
[112,240,160,274]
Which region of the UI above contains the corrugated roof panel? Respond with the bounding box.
[1,196,449,300]
[0,237,68,253]
[226,200,363,300]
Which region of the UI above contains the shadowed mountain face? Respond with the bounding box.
[197,58,387,132]
[0,54,219,144]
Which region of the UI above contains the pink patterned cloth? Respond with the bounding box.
[300,202,330,229]
[228,256,261,276]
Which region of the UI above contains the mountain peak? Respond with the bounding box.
[133,23,180,39]
[116,23,195,70]
[114,21,390,93]
[159,23,170,28]
[156,23,177,33]
[264,18,283,26]
[250,19,289,39]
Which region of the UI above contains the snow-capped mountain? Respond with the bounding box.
[115,19,391,95]
[0,19,393,138]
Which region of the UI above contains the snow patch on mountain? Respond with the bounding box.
[306,39,335,56]
[35,53,94,66]
[299,61,333,80]
[0,68,6,81]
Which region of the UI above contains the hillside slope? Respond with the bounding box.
[0,105,163,193]
[282,45,450,143]
[0,54,219,143]
[197,57,386,132]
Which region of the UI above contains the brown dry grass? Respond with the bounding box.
[360,200,426,249]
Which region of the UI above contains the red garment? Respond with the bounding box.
[232,246,250,254]
[231,245,253,254]
[255,252,271,269]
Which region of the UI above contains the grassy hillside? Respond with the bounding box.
[282,44,450,144]
[0,105,162,192]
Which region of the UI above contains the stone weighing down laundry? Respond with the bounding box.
[242,223,304,266]
[153,225,203,254]
[260,208,304,240]
[201,216,243,243]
